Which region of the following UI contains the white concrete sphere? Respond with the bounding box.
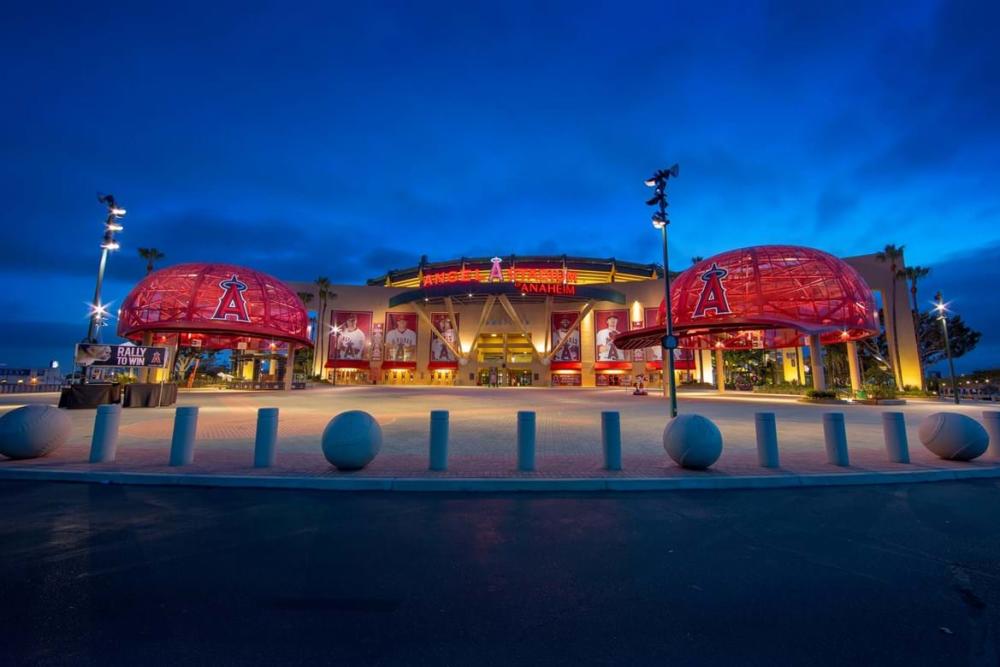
[918,412,988,461]
[663,414,723,470]
[321,410,383,470]
[0,405,72,459]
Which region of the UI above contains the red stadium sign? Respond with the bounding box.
[421,257,578,288]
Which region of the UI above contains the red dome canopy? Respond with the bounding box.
[617,245,878,350]
[117,263,312,349]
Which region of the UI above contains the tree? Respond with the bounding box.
[900,266,930,315]
[899,265,930,388]
[917,310,981,366]
[875,244,905,387]
[138,247,165,275]
[313,277,332,375]
[691,256,704,265]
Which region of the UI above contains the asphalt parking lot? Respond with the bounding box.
[1,478,998,665]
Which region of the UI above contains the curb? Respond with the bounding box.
[1,465,1000,492]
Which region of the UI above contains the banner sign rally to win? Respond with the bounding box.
[74,344,170,368]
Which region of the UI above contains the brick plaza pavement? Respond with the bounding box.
[1,386,998,480]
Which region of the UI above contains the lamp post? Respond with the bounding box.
[934,291,959,405]
[644,164,680,418]
[86,194,126,343]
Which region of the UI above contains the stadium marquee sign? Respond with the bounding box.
[421,256,579,288]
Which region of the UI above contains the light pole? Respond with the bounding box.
[645,164,680,418]
[86,194,126,343]
[934,291,959,405]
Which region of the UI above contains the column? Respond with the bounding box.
[715,348,725,393]
[283,345,296,391]
[846,340,862,395]
[808,334,826,391]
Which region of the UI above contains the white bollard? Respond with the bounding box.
[89,404,122,463]
[984,412,1000,460]
[822,412,850,466]
[429,410,449,471]
[169,406,199,466]
[601,411,622,471]
[881,412,910,463]
[254,407,279,468]
[754,412,779,468]
[517,411,536,471]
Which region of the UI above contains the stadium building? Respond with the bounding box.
[288,249,922,391]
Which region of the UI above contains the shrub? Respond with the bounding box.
[753,383,809,395]
[805,389,839,399]
[863,383,897,400]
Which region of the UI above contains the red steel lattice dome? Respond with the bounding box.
[117,263,312,350]
[617,245,879,350]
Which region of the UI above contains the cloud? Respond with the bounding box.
[924,241,1000,371]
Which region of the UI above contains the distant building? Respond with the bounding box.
[0,367,63,386]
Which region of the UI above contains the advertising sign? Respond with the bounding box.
[370,323,384,363]
[430,312,460,363]
[550,312,581,362]
[329,311,372,361]
[594,309,629,362]
[384,312,418,362]
[74,344,169,368]
[550,372,582,387]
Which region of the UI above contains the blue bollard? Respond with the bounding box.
[822,412,850,466]
[881,412,910,463]
[754,412,780,468]
[169,406,199,466]
[89,404,122,463]
[429,410,449,471]
[517,411,536,471]
[601,411,622,471]
[254,408,279,468]
[984,412,1000,461]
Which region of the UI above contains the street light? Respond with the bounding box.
[85,194,125,343]
[934,291,959,405]
[644,164,680,418]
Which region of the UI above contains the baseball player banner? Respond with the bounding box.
[550,312,581,362]
[329,311,372,361]
[430,312,460,363]
[594,309,629,362]
[385,312,418,362]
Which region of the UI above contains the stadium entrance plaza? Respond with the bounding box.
[2,387,997,479]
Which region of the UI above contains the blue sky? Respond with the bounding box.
[1,1,998,371]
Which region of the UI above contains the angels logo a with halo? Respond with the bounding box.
[692,262,733,318]
[211,274,252,322]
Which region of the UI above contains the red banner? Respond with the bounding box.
[384,312,418,363]
[594,309,629,362]
[429,312,460,365]
[329,311,372,362]
[550,312,581,362]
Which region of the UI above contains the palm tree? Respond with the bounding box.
[313,277,331,375]
[900,266,930,315]
[900,265,930,389]
[138,247,165,275]
[875,244,905,387]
